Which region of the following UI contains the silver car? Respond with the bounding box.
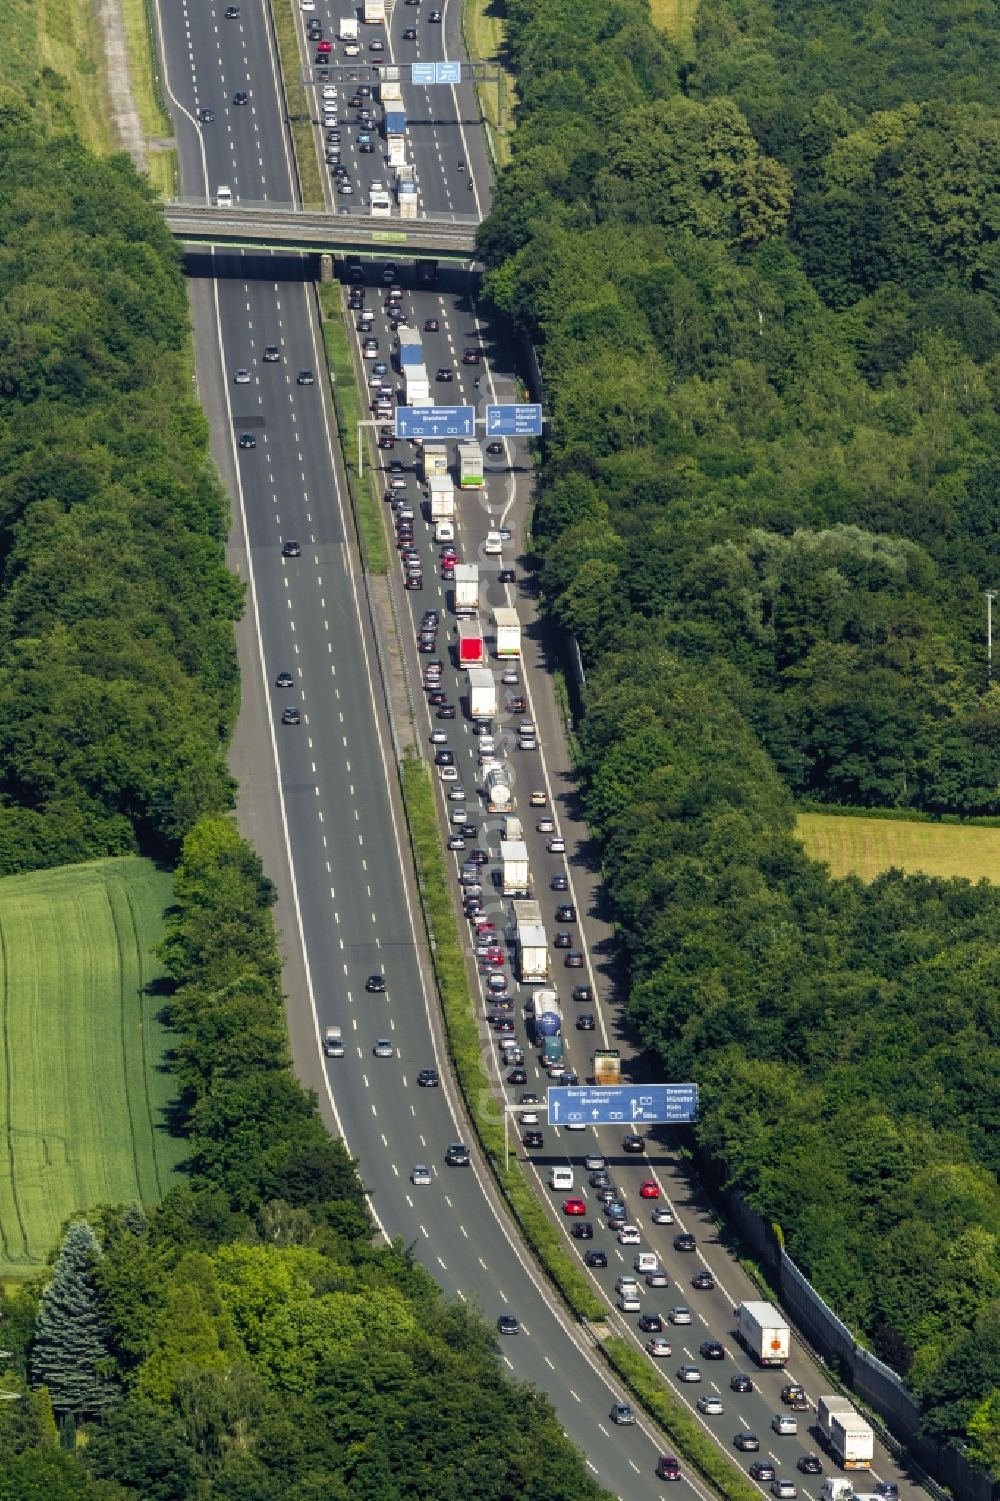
[373,1038,394,1058]
[410,1164,432,1186]
[669,1305,692,1324]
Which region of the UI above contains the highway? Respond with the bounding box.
[155,0,690,1494]
[153,0,915,1497]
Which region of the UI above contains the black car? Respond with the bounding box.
[564,952,584,968]
[498,567,516,583]
[622,1134,645,1153]
[445,1143,470,1166]
[486,441,504,456]
[572,983,593,1002]
[434,750,455,767]
[281,707,300,725]
[436,368,454,382]
[639,1313,664,1332]
[403,25,417,37]
[232,91,248,105]
[424,318,440,332]
[225,5,240,15]
[674,1233,697,1252]
[576,1013,596,1030]
[797,1457,823,1476]
[730,1373,754,1393]
[365,974,386,993]
[238,433,256,449]
[551,874,569,892]
[555,904,577,922]
[522,1130,544,1149]
[692,1270,716,1290]
[275,671,294,689]
[437,705,456,719]
[584,1249,608,1268]
[553,932,572,949]
[297,369,315,385]
[507,1066,527,1085]
[589,1169,611,1187]
[700,1340,725,1360]
[570,1221,593,1239]
[497,1314,519,1336]
[417,1068,439,1087]
[461,822,477,838]
[750,1462,776,1483]
[198,107,215,122]
[734,1434,760,1453]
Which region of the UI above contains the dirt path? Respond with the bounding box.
[95,0,148,171]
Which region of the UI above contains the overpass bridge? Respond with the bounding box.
[163,200,480,262]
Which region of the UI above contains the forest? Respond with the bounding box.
[480,0,1000,1467]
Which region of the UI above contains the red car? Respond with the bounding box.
[640,1180,660,1199]
[657,1456,682,1482]
[562,1198,587,1216]
[316,38,332,51]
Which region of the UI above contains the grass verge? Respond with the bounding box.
[120,0,173,140]
[269,0,325,207]
[605,1339,764,1501]
[0,857,182,1280]
[796,812,1000,884]
[462,0,517,168]
[400,756,605,1322]
[317,288,390,575]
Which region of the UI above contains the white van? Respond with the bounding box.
[215,185,233,207]
[548,1167,574,1192]
[322,1025,344,1057]
[634,1253,660,1274]
[434,519,455,544]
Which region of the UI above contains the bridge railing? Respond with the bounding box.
[163,197,481,227]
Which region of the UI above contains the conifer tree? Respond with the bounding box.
[30,1221,119,1418]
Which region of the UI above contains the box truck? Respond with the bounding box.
[503,815,523,841]
[511,902,548,983]
[467,666,496,720]
[494,606,521,659]
[362,0,384,21]
[428,473,455,518]
[817,1397,874,1470]
[398,179,417,218]
[458,440,483,488]
[735,1302,791,1367]
[500,839,530,896]
[339,15,359,40]
[453,563,479,616]
[458,618,485,666]
[421,443,448,481]
[592,1049,621,1085]
[403,364,430,405]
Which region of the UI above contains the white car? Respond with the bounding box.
[300,0,315,8]
[234,368,251,384]
[614,1276,638,1295]
[373,1038,394,1058]
[483,531,502,555]
[439,764,458,781]
[343,41,360,54]
[697,1395,725,1415]
[548,837,566,853]
[518,1110,539,1125]
[536,817,555,833]
[669,1306,692,1324]
[370,178,384,192]
[565,1121,586,1130]
[322,85,338,99]
[617,1224,641,1245]
[772,1414,798,1436]
[411,1164,432,1186]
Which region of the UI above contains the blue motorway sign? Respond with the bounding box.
[412,61,461,84]
[547,1083,698,1127]
[486,402,543,438]
[395,404,475,439]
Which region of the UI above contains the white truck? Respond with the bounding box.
[503,815,523,840]
[362,0,385,21]
[457,439,483,488]
[379,81,403,106]
[735,1301,791,1367]
[388,135,406,168]
[483,759,511,811]
[467,667,496,721]
[339,15,359,41]
[369,189,391,218]
[453,563,479,616]
[403,364,431,406]
[817,1396,875,1471]
[494,606,521,659]
[820,1482,883,1501]
[500,839,530,896]
[429,473,455,519]
[511,903,549,984]
[397,179,418,218]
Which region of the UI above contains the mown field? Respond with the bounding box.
[796,813,1000,884]
[0,857,181,1279]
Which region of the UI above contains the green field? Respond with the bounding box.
[797,813,1000,884]
[0,857,182,1279]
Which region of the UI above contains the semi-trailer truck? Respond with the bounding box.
[518,923,549,984]
[500,839,530,896]
[467,667,496,720]
[534,990,563,1041]
[483,759,511,811]
[735,1301,791,1367]
[453,563,479,616]
[817,1396,874,1470]
[494,606,521,659]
